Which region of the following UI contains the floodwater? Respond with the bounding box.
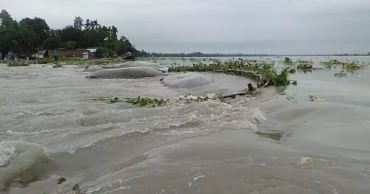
[1,56,370,194]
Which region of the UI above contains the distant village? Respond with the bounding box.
[0,48,136,61]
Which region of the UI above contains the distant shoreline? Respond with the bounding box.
[148,54,370,57]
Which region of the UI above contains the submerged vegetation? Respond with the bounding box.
[334,71,346,78]
[96,88,261,108]
[168,59,290,87]
[97,97,122,104]
[126,97,170,107]
[284,57,292,64]
[297,63,313,70]
[309,95,326,102]
[321,59,367,70]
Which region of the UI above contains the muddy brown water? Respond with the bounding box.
[1,56,370,194]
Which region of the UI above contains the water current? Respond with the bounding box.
[1,56,370,194]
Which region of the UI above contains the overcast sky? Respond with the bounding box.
[2,0,370,54]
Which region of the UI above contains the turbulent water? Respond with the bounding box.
[1,56,370,194]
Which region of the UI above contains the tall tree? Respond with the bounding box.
[0,10,19,52]
[73,16,83,30]
[0,10,146,57]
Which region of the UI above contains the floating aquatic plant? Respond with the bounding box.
[256,131,284,141]
[309,95,326,102]
[168,59,290,87]
[126,96,170,107]
[284,57,292,64]
[321,60,367,70]
[72,184,80,194]
[97,97,121,104]
[334,71,346,78]
[297,63,313,69]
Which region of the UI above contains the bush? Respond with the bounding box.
[7,60,30,67]
[38,57,55,64]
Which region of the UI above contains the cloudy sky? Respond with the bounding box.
[2,0,370,54]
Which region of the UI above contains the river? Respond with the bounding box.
[1,56,370,194]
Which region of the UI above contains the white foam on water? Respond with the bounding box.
[0,142,17,167]
[0,141,47,190]
[5,129,52,137]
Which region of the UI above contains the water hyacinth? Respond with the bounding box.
[321,59,367,70]
[297,63,313,69]
[168,59,290,87]
[126,96,170,107]
[97,97,122,104]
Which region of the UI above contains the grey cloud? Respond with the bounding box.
[2,0,370,54]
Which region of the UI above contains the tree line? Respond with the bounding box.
[0,10,150,57]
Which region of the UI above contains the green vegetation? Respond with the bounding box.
[0,9,148,57]
[37,58,55,64]
[126,97,170,107]
[97,97,122,104]
[289,69,296,74]
[309,95,326,102]
[168,59,290,87]
[284,57,292,64]
[334,71,346,78]
[321,59,367,70]
[297,63,313,69]
[7,59,29,66]
[97,89,261,108]
[256,131,284,141]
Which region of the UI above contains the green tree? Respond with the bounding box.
[64,41,77,49]
[0,9,147,57]
[0,10,19,52]
[43,37,59,50]
[73,16,83,30]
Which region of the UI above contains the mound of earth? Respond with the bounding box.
[86,67,167,79]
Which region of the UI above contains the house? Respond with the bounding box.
[78,48,97,58]
[83,52,89,59]
[47,49,90,58]
[37,50,48,58]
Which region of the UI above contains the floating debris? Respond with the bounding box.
[126,96,170,107]
[168,59,290,87]
[57,177,66,185]
[334,71,346,78]
[72,184,81,194]
[97,97,122,104]
[256,131,284,141]
[309,95,326,102]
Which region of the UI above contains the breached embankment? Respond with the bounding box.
[86,67,166,79]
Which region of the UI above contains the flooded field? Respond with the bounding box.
[1,56,370,194]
